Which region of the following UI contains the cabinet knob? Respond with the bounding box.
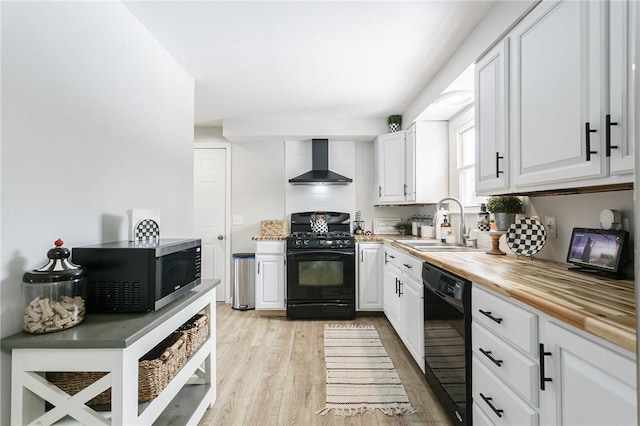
[218,235,224,240]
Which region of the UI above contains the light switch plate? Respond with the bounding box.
[544,216,556,239]
[232,215,243,225]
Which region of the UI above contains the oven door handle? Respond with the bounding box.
[287,250,355,258]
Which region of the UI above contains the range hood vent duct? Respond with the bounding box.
[288,139,352,185]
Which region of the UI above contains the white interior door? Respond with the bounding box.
[194,147,228,302]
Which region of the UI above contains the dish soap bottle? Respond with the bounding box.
[440,214,452,243]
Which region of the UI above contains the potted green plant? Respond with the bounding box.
[388,115,402,133]
[485,195,523,231]
[394,221,411,235]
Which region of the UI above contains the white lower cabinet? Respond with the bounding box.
[356,242,383,311]
[399,272,424,371]
[255,241,285,310]
[472,285,637,426]
[382,250,401,331]
[539,321,637,426]
[383,245,424,371]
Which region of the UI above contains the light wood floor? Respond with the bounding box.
[199,304,453,426]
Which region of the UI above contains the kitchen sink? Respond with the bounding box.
[395,239,480,252]
[413,245,480,252]
[395,239,443,246]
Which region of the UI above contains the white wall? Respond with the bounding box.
[0,2,194,423]
[229,137,286,254]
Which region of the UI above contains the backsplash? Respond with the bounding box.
[529,190,634,276]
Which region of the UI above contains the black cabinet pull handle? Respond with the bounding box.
[480,393,504,418]
[585,122,598,161]
[539,343,553,390]
[479,309,503,324]
[378,186,382,197]
[605,114,619,157]
[496,152,504,178]
[257,261,260,274]
[403,263,412,269]
[403,183,408,196]
[388,254,395,259]
[398,280,403,297]
[479,348,504,367]
[395,277,399,294]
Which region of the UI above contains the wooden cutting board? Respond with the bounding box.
[260,220,287,236]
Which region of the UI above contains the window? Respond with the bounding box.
[449,107,485,209]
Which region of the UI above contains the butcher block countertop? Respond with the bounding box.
[386,239,636,353]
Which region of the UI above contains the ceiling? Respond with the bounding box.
[123,1,493,128]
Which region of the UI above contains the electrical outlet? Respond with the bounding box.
[544,216,557,239]
[232,215,243,225]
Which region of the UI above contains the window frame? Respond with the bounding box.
[448,105,484,212]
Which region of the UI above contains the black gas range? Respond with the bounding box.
[286,212,356,320]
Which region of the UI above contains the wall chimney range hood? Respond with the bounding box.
[288,139,352,185]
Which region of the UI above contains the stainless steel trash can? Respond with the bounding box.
[231,253,255,310]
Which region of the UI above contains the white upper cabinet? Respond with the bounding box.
[475,0,635,195]
[608,0,636,175]
[374,122,447,205]
[475,38,510,195]
[510,0,605,189]
[375,131,407,203]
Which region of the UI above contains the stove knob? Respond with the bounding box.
[303,240,309,247]
[319,240,325,247]
[336,240,343,247]
[294,240,302,247]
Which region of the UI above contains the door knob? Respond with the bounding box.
[217,235,224,240]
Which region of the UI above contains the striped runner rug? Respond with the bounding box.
[316,324,416,416]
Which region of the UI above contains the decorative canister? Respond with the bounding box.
[21,239,87,334]
[477,203,490,231]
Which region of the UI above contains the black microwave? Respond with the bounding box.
[72,238,201,312]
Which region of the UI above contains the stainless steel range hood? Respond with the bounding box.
[288,139,352,185]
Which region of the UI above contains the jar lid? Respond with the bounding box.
[22,239,86,283]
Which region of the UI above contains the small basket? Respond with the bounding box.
[177,312,209,357]
[47,331,188,405]
[138,331,188,402]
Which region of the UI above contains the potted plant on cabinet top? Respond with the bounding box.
[388,115,402,133]
[485,195,523,231]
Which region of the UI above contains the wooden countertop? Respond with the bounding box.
[386,240,635,353]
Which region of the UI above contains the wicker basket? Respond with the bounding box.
[47,331,188,405]
[177,312,209,357]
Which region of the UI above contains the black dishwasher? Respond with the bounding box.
[422,262,472,425]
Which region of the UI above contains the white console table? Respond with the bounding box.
[1,279,219,426]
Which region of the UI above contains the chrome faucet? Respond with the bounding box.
[435,197,469,246]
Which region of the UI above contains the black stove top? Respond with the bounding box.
[289,231,353,239]
[287,211,354,250]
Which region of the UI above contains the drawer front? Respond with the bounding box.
[398,251,422,282]
[384,246,403,270]
[472,322,538,406]
[473,357,538,426]
[472,286,537,356]
[473,402,496,426]
[255,241,285,254]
